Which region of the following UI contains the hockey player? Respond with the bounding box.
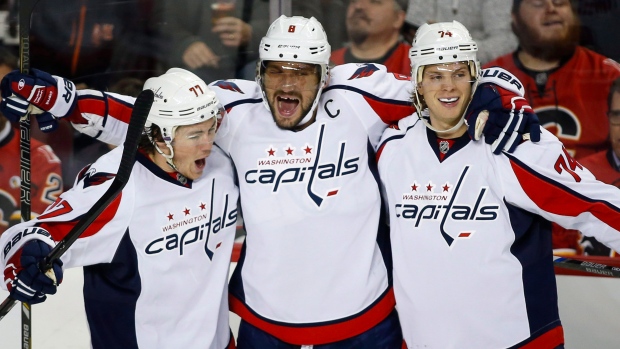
[377,21,620,348]
[0,16,539,348]
[0,68,239,348]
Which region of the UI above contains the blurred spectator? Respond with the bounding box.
[329,0,411,75]
[0,47,62,235]
[552,78,620,258]
[23,0,159,90]
[160,0,339,81]
[158,0,258,82]
[577,0,620,63]
[405,0,516,64]
[485,0,620,160]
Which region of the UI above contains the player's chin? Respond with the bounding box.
[274,114,303,130]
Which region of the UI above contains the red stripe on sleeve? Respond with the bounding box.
[107,98,134,124]
[510,160,620,231]
[39,193,123,242]
[77,97,106,116]
[364,96,414,124]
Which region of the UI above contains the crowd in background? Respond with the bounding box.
[1,0,620,257]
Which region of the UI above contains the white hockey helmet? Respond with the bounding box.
[409,21,481,133]
[256,15,331,126]
[143,68,225,168]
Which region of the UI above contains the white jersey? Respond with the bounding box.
[211,64,414,343]
[65,63,415,344]
[1,146,239,349]
[377,117,620,348]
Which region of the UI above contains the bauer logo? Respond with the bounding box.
[144,179,238,260]
[243,124,359,207]
[18,79,25,90]
[395,166,499,246]
[3,228,52,259]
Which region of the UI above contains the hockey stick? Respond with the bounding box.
[17,0,40,347]
[0,89,154,322]
[553,256,620,278]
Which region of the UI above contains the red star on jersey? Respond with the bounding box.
[199,202,206,210]
[426,183,433,192]
[411,184,418,191]
[184,208,191,215]
[286,147,294,155]
[304,146,312,154]
[443,184,450,192]
[267,148,276,156]
[167,213,174,221]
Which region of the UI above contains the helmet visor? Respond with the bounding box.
[417,62,475,90]
[261,61,322,92]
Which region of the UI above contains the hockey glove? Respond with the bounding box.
[4,239,63,304]
[0,68,77,133]
[466,67,541,154]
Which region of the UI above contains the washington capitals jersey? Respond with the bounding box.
[0,145,239,349]
[0,123,63,235]
[485,47,620,159]
[212,63,413,344]
[64,63,415,344]
[377,118,620,348]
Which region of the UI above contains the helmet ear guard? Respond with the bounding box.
[408,21,481,134]
[143,68,225,170]
[256,16,331,126]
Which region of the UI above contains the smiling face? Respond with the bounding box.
[152,118,217,180]
[512,0,579,61]
[261,61,322,130]
[417,62,473,131]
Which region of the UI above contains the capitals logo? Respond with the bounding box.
[213,80,244,94]
[244,124,360,207]
[395,166,499,246]
[145,178,238,260]
[77,166,115,189]
[348,64,379,80]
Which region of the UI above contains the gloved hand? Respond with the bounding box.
[4,239,63,304]
[0,68,77,133]
[465,67,541,154]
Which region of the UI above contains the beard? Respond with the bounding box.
[347,11,371,45]
[512,14,581,62]
[267,93,316,130]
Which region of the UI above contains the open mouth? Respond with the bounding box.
[195,158,206,171]
[438,97,459,107]
[277,96,300,117]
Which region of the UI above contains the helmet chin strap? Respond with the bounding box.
[147,133,180,172]
[416,79,479,136]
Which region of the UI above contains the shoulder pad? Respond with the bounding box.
[209,79,261,106]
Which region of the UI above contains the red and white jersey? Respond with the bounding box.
[65,63,415,344]
[0,122,63,235]
[485,47,620,159]
[377,118,620,348]
[213,63,413,344]
[0,145,239,349]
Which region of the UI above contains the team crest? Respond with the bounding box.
[213,81,244,94]
[348,64,379,80]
